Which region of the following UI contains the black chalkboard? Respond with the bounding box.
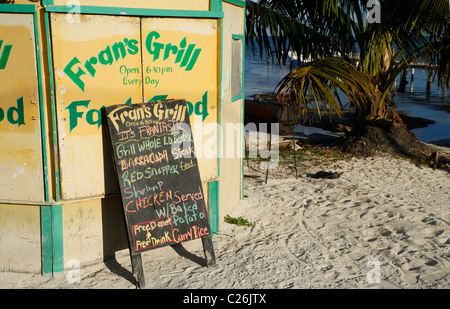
[105,100,212,255]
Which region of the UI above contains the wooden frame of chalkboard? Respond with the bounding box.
[105,99,216,287]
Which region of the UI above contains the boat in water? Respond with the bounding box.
[244,93,299,135]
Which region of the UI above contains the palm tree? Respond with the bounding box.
[246,0,450,157]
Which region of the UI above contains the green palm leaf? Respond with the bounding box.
[276,58,377,120]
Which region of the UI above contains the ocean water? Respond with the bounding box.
[244,50,450,144]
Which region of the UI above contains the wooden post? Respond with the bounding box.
[410,68,415,93]
[265,132,272,184]
[246,132,250,169]
[399,68,407,92]
[293,133,298,179]
[130,252,146,289]
[433,151,439,171]
[426,70,433,97]
[443,84,447,102]
[201,235,217,267]
[392,74,398,91]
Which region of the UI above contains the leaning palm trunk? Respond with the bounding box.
[275,58,430,158]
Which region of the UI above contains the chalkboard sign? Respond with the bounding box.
[105,100,212,254]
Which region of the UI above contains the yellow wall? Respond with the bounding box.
[51,13,141,200]
[0,13,45,203]
[0,204,41,273]
[141,17,219,181]
[62,197,128,266]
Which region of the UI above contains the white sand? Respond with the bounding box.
[1,147,449,289]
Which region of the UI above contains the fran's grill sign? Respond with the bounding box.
[63,31,201,93]
[105,100,211,253]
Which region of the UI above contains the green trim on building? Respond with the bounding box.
[44,12,61,202]
[223,0,246,8]
[211,0,223,12]
[44,5,224,18]
[40,204,63,277]
[231,34,244,40]
[0,4,37,13]
[231,94,244,102]
[34,10,64,277]
[208,181,220,235]
[40,205,53,276]
[231,34,244,103]
[51,204,64,274]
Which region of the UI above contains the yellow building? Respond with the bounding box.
[0,0,245,276]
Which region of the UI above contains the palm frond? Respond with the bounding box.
[275,58,377,120]
[246,1,345,63]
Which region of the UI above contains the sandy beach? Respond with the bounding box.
[1,138,449,289]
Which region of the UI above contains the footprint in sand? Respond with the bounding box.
[421,217,438,225]
[365,236,378,243]
[380,228,392,237]
[424,259,438,267]
[344,251,366,262]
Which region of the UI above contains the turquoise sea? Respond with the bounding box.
[244,50,450,145]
